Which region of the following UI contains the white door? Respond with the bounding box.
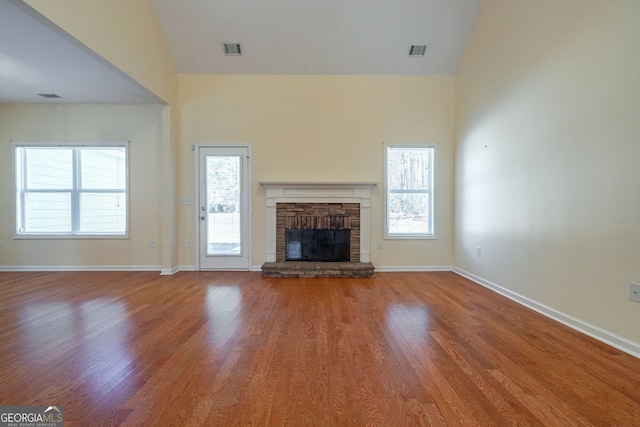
[197,145,251,270]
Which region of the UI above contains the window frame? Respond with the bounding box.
[384,142,437,240]
[13,141,130,239]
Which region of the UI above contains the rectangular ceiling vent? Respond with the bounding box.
[408,45,428,57]
[37,93,62,99]
[223,43,242,56]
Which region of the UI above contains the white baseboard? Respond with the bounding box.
[160,266,181,275]
[0,265,162,272]
[453,267,640,360]
[162,265,260,274]
[375,265,453,272]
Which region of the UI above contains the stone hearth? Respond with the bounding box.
[261,261,375,278]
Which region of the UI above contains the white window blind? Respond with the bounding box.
[15,144,128,237]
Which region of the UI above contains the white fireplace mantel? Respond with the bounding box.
[259,182,377,263]
[260,182,377,190]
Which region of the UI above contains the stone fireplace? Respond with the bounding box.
[260,182,376,277]
[278,202,359,262]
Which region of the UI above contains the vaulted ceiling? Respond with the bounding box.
[0,0,162,104]
[152,0,481,75]
[0,0,481,104]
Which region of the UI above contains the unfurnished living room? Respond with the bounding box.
[1,0,639,425]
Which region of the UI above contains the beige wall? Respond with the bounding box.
[455,0,640,343]
[0,104,165,269]
[21,0,181,272]
[22,0,178,105]
[179,75,456,268]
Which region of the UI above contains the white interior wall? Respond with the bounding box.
[0,104,165,269]
[455,0,640,348]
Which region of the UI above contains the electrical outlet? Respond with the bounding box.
[630,283,640,303]
[149,239,156,248]
[157,195,164,205]
[377,241,383,249]
[476,246,481,257]
[186,240,192,249]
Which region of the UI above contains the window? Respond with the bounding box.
[15,144,128,237]
[385,143,435,238]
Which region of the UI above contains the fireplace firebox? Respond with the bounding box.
[286,229,350,262]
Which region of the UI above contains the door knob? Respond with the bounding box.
[200,216,206,220]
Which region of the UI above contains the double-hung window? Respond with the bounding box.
[14,143,128,237]
[385,143,435,238]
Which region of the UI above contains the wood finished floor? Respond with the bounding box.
[1,271,639,426]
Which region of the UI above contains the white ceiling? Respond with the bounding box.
[0,0,162,104]
[152,0,482,75]
[0,0,481,104]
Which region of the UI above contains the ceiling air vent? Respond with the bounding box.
[37,93,62,99]
[408,45,428,57]
[223,43,242,56]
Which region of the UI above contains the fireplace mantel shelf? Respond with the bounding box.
[259,182,377,190]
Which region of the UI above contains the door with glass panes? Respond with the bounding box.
[197,145,250,269]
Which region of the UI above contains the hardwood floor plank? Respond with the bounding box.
[470,302,627,425]
[429,331,543,426]
[326,283,366,426]
[1,271,640,426]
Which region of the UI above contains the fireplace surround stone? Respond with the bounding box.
[277,202,359,262]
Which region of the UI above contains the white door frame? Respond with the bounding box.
[194,143,252,270]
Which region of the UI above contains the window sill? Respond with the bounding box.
[14,234,130,240]
[384,234,438,240]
